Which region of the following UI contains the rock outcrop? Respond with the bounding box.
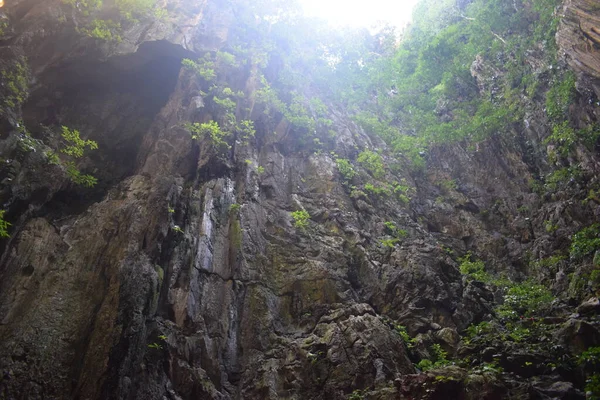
[0,0,599,399]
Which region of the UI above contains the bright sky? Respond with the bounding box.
[299,0,421,28]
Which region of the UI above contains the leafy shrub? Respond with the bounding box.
[570,224,600,260]
[61,0,102,16]
[364,183,392,197]
[0,210,11,238]
[291,210,310,229]
[458,252,490,282]
[357,150,385,179]
[496,281,554,319]
[187,121,231,151]
[182,55,216,82]
[66,162,97,187]
[417,344,450,371]
[1,58,29,111]
[236,120,255,144]
[334,157,356,182]
[48,126,98,187]
[545,72,576,121]
[77,19,122,42]
[60,126,98,157]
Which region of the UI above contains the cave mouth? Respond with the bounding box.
[21,40,192,218]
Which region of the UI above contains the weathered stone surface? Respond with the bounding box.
[0,0,599,399]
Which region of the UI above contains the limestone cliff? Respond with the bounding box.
[0,0,598,399]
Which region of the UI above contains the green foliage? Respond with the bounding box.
[417,344,450,371]
[391,180,415,205]
[545,121,577,160]
[182,55,217,82]
[546,72,576,121]
[0,19,8,37]
[114,0,157,21]
[394,324,416,348]
[61,0,102,16]
[496,281,554,319]
[384,221,408,239]
[439,179,458,192]
[357,150,384,179]
[187,121,231,151]
[334,156,356,183]
[364,183,392,198]
[65,162,98,187]
[580,347,600,399]
[465,321,493,341]
[579,347,600,367]
[544,166,581,192]
[46,126,99,187]
[60,126,98,158]
[255,76,287,116]
[348,389,365,400]
[291,210,310,229]
[458,252,490,282]
[380,238,400,248]
[216,51,237,67]
[77,19,122,42]
[544,220,558,234]
[237,120,256,144]
[585,375,600,400]
[1,58,29,112]
[229,203,241,214]
[570,224,600,260]
[531,254,566,271]
[0,210,11,238]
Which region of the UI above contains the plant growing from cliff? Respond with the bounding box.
[570,224,600,260]
[1,57,29,112]
[392,180,415,205]
[60,126,98,157]
[417,344,451,371]
[458,252,490,283]
[579,347,600,399]
[364,183,392,198]
[187,121,231,152]
[182,55,216,82]
[61,0,102,17]
[291,210,310,229]
[357,150,385,179]
[0,210,11,238]
[496,281,554,320]
[47,126,98,187]
[77,19,122,42]
[65,162,98,187]
[347,389,365,400]
[545,72,576,122]
[334,156,356,183]
[236,120,255,145]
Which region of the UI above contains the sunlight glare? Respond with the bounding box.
[299,0,421,29]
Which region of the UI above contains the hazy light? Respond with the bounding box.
[299,0,420,28]
[0,0,4,8]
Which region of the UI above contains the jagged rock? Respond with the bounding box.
[554,319,600,354]
[0,0,599,398]
[577,297,600,315]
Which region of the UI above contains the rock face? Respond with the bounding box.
[0,0,599,399]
